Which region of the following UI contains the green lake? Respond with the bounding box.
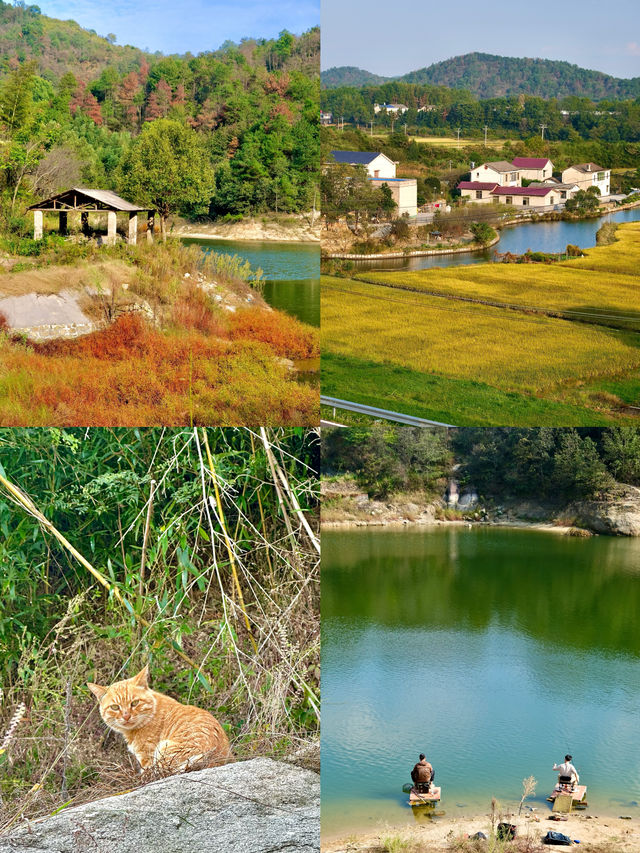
[321,526,640,839]
[182,237,319,326]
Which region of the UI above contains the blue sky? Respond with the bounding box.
[321,0,640,79]
[39,0,319,54]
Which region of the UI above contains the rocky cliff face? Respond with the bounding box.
[572,486,640,536]
[0,757,319,853]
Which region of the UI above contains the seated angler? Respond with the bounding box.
[553,754,579,791]
[411,753,435,793]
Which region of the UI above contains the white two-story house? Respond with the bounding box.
[328,150,417,216]
[470,161,520,187]
[330,150,397,179]
[561,163,610,197]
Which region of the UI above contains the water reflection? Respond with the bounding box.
[322,527,640,838]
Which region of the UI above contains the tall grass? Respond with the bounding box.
[0,427,319,830]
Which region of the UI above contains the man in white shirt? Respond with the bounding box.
[553,754,579,790]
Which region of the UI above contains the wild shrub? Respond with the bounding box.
[171,285,226,336]
[229,307,319,359]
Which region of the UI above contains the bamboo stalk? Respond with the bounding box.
[200,428,258,655]
[139,478,156,602]
[259,428,320,554]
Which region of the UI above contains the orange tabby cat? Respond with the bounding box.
[87,664,232,771]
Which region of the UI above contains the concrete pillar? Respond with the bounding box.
[128,213,138,245]
[81,211,90,236]
[107,211,117,246]
[146,212,155,243]
[59,211,68,236]
[34,210,43,240]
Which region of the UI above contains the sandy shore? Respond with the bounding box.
[322,812,640,852]
[321,515,574,535]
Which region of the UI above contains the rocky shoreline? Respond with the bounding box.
[321,478,640,537]
[173,215,320,244]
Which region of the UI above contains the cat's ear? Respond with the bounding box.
[131,664,149,688]
[87,682,107,701]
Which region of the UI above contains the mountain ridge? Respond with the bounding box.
[322,52,640,99]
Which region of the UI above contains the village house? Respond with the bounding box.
[374,103,409,114]
[328,150,418,216]
[512,157,554,181]
[561,163,610,196]
[491,185,560,208]
[529,179,580,202]
[320,111,333,126]
[457,181,499,203]
[369,177,418,216]
[330,150,397,179]
[470,161,520,186]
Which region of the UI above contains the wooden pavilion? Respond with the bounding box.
[28,188,155,245]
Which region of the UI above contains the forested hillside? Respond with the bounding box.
[403,53,640,100]
[322,53,640,100]
[0,3,319,228]
[322,427,640,501]
[321,81,640,144]
[321,65,390,89]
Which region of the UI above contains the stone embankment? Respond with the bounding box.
[0,757,319,853]
[323,234,499,260]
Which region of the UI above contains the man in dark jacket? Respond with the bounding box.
[411,753,435,792]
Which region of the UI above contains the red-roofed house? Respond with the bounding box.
[512,157,554,181]
[458,181,499,203]
[491,185,560,208]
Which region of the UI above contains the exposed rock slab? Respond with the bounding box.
[0,757,319,852]
[0,290,91,328]
[572,486,640,536]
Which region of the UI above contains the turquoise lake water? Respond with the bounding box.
[182,237,320,326]
[322,526,640,838]
[350,207,640,272]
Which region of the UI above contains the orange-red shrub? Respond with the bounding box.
[229,308,319,359]
[171,286,227,337]
[0,314,318,426]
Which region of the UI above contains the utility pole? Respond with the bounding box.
[483,125,488,147]
[340,116,344,131]
[456,127,461,147]
[370,120,373,137]
[539,123,547,140]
